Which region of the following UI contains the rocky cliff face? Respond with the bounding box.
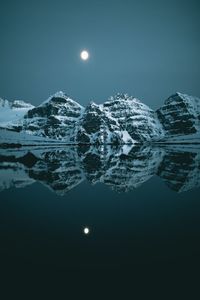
[0,91,200,144]
[22,91,84,142]
[156,92,200,138]
[76,100,133,144]
[77,93,164,144]
[103,93,164,142]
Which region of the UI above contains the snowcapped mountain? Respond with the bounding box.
[156,92,200,141]
[103,93,164,142]
[0,91,200,144]
[0,97,34,130]
[22,91,84,142]
[76,100,134,144]
[77,93,164,144]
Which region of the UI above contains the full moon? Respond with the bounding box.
[80,50,89,61]
[83,227,90,235]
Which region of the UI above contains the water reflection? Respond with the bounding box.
[0,144,200,194]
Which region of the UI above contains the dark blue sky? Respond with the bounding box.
[0,0,199,109]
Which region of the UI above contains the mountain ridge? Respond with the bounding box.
[0,91,200,144]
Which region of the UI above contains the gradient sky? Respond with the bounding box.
[0,0,199,109]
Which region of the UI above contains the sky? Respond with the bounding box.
[0,0,199,109]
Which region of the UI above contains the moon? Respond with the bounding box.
[80,50,89,61]
[83,227,90,235]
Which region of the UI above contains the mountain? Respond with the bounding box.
[77,93,164,144]
[156,92,200,141]
[22,91,84,142]
[103,93,164,142]
[0,91,200,144]
[0,97,34,130]
[76,100,134,144]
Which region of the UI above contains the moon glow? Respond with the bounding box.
[83,227,90,235]
[80,50,89,60]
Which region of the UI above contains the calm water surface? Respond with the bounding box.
[0,145,200,294]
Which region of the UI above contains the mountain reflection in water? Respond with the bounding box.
[0,144,200,195]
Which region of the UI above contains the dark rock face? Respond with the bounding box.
[23,92,84,141]
[77,94,164,144]
[82,103,102,134]
[103,94,164,142]
[156,92,200,137]
[76,129,90,144]
[1,91,200,144]
[76,101,124,144]
[26,97,82,119]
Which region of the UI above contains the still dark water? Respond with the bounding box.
[0,144,200,296]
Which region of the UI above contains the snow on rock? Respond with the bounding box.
[0,128,70,145]
[76,100,132,144]
[156,92,200,139]
[77,93,164,144]
[1,91,200,144]
[103,93,164,142]
[0,97,34,130]
[22,91,84,142]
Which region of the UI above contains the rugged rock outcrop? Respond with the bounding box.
[103,93,164,142]
[76,100,132,144]
[22,91,84,142]
[77,93,164,144]
[0,91,200,144]
[156,92,200,138]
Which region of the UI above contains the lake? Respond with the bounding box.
[0,144,200,295]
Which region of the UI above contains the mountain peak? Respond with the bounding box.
[40,91,83,109]
[156,92,200,137]
[1,91,200,144]
[0,98,10,108]
[108,93,136,102]
[86,101,101,110]
[53,91,66,97]
[11,100,34,109]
